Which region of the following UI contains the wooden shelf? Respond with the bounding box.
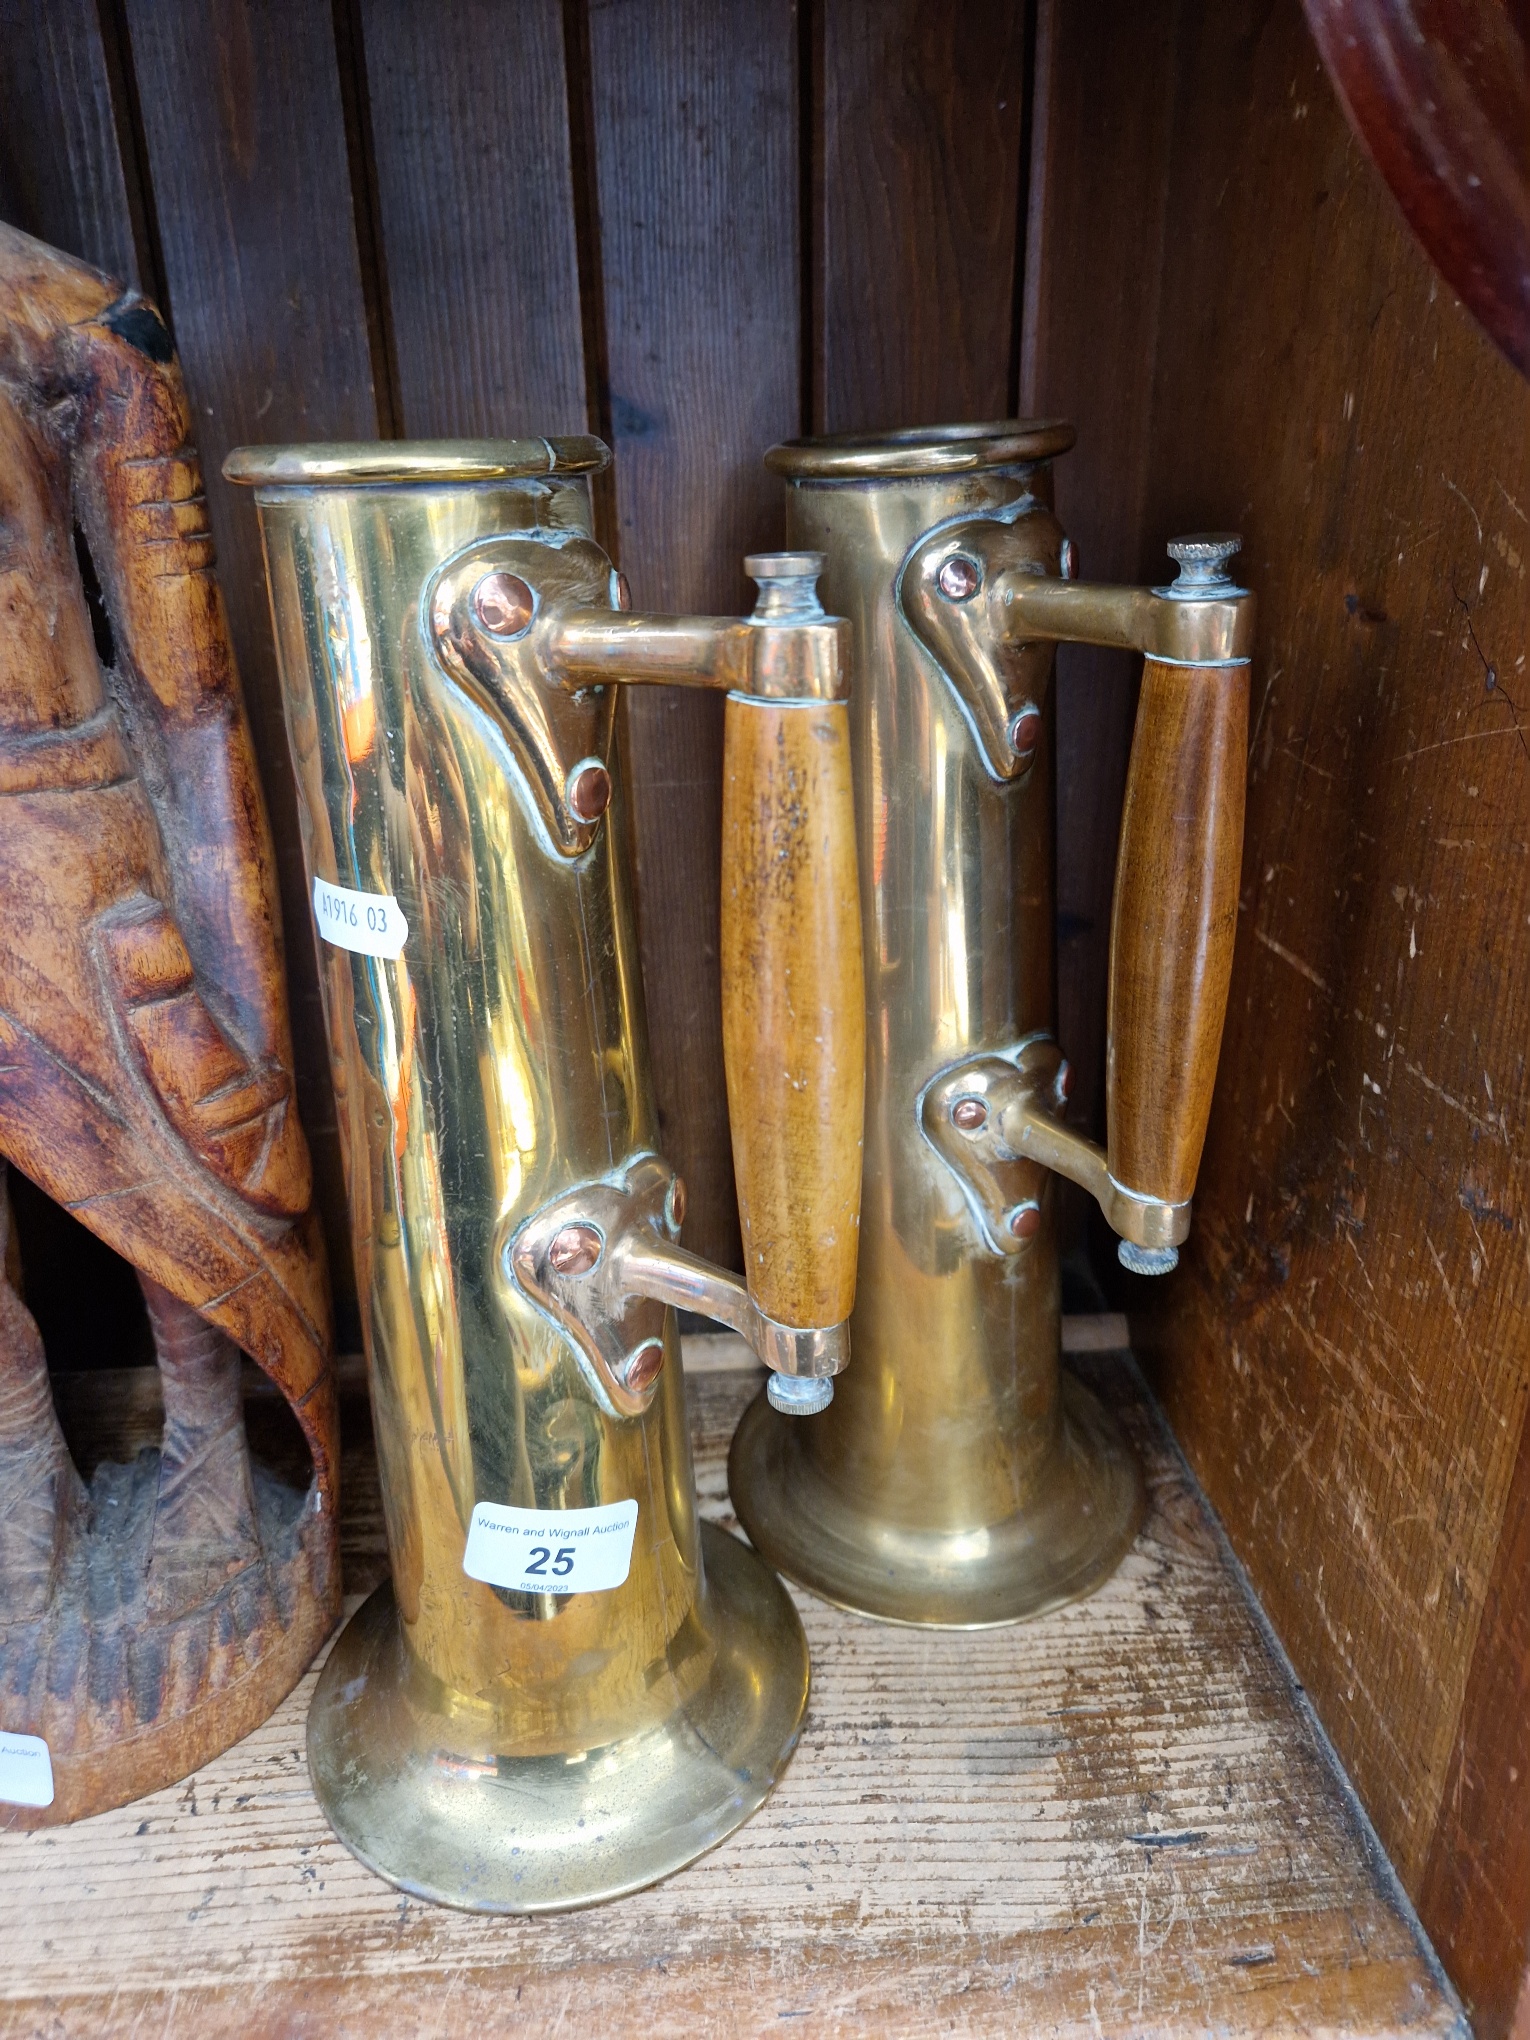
[0,1333,1461,2036]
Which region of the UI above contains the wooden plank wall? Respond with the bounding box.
[1021,0,1530,2029]
[0,0,1105,1347]
[1019,1,1177,1157]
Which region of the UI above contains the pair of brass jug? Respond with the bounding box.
[227,420,1252,1913]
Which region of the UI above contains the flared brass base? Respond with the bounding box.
[306,1522,809,1913]
[729,1372,1144,1628]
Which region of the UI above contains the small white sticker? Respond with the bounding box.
[312,874,409,959]
[0,1731,54,1809]
[463,1499,639,1596]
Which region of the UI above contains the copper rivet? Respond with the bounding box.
[548,1222,602,1277]
[1060,536,1078,581]
[951,1097,987,1132]
[624,1339,665,1392]
[1008,706,1043,761]
[615,572,633,612]
[938,555,980,602]
[667,1176,687,1229]
[473,570,535,637]
[1008,1203,1042,1241]
[567,761,612,822]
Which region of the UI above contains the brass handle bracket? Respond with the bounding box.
[428,546,849,859]
[993,531,1254,665]
[508,1154,849,1421]
[547,552,850,703]
[900,518,1255,781]
[427,531,622,858]
[921,1041,1190,1261]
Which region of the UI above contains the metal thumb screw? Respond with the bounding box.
[1166,534,1241,591]
[745,551,827,622]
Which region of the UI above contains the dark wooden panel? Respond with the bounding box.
[813,0,1030,433]
[1279,41,1530,1965]
[357,0,588,438]
[0,0,162,1365]
[1019,0,1179,1155]
[0,0,148,287]
[586,0,801,1272]
[1099,0,1530,2015]
[120,0,384,1346]
[1420,1404,1530,2035]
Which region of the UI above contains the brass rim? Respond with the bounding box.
[765,419,1076,480]
[223,435,610,488]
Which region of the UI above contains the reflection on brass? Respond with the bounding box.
[225,438,855,1911]
[731,424,1252,1628]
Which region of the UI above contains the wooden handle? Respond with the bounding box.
[1106,656,1248,1206]
[721,697,864,1329]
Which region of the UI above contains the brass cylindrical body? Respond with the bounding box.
[232,441,806,1909]
[730,425,1143,1626]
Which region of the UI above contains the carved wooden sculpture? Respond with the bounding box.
[0,224,339,1827]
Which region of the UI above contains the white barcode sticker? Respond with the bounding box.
[312,874,409,960]
[0,1731,54,1809]
[463,1499,639,1596]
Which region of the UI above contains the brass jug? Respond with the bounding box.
[730,422,1253,1627]
[226,438,863,1910]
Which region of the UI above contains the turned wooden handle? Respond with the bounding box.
[721,697,864,1330]
[1106,657,1248,1206]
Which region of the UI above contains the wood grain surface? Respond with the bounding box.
[1046,1,1530,2027]
[0,1338,1461,2037]
[356,0,589,441]
[812,0,1030,433]
[121,0,385,1351]
[1020,0,1181,1182]
[721,698,864,1328]
[1107,657,1248,1205]
[0,0,149,292]
[585,0,801,1276]
[1419,1381,1530,2038]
